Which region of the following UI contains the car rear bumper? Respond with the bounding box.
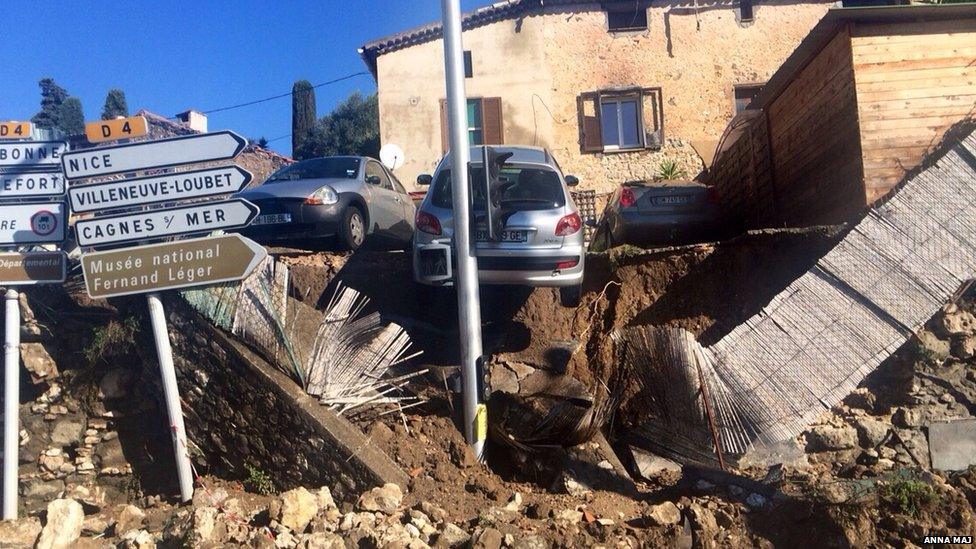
[413,242,585,287]
[610,210,721,245]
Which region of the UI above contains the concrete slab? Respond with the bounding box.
[928,419,976,471]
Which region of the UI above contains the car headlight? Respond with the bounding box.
[305,185,339,205]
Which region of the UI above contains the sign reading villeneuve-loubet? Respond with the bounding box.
[68,165,252,213]
[76,199,259,247]
[0,141,68,168]
[81,234,267,299]
[61,131,247,179]
[0,251,67,285]
[0,202,67,245]
[0,171,65,199]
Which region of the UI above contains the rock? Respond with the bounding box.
[688,503,718,543]
[473,527,503,549]
[646,501,681,526]
[357,483,403,514]
[298,532,345,548]
[527,502,551,519]
[191,506,220,543]
[805,424,857,451]
[448,438,478,468]
[121,529,155,549]
[36,498,84,549]
[631,447,681,477]
[553,509,583,523]
[512,535,550,549]
[854,417,890,448]
[893,407,923,428]
[315,486,336,509]
[279,487,319,533]
[20,342,58,383]
[95,437,126,470]
[434,523,470,548]
[916,329,951,359]
[502,492,522,512]
[942,310,976,336]
[745,493,766,509]
[420,501,448,523]
[98,369,132,400]
[845,388,877,412]
[49,418,85,447]
[557,472,592,497]
[0,516,42,548]
[82,513,110,536]
[116,504,146,534]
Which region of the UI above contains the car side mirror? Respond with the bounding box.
[566,175,580,187]
[366,175,382,185]
[417,174,433,186]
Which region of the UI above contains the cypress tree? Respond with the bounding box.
[101,89,129,120]
[30,78,69,129]
[58,97,85,135]
[292,80,316,158]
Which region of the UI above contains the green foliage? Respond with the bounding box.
[31,78,69,130]
[57,97,85,135]
[101,88,129,120]
[295,92,380,161]
[244,464,275,495]
[84,317,140,364]
[608,243,646,270]
[257,136,269,149]
[657,159,686,180]
[881,478,938,517]
[292,80,316,156]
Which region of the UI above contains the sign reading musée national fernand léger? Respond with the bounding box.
[80,234,267,299]
[0,251,67,284]
[75,199,259,247]
[0,171,65,199]
[60,131,247,179]
[68,165,253,213]
[0,141,68,169]
[0,202,67,245]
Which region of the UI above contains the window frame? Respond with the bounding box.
[599,94,644,151]
[732,81,765,114]
[466,98,484,146]
[365,160,394,191]
[605,4,648,33]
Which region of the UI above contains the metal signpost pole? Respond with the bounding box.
[441,0,486,459]
[3,287,19,519]
[145,292,194,502]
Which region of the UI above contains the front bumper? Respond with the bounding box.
[239,198,343,241]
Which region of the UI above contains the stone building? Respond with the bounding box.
[359,0,832,191]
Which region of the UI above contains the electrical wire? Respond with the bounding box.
[200,72,369,115]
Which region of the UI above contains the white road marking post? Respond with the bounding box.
[3,288,20,519]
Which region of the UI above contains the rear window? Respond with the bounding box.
[265,157,360,183]
[430,166,565,211]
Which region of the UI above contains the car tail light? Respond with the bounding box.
[416,211,442,235]
[706,186,719,204]
[555,212,582,236]
[555,259,579,270]
[619,188,637,208]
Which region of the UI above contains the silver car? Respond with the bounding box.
[237,156,415,250]
[600,180,721,248]
[413,146,585,307]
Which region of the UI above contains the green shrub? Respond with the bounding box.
[244,464,275,495]
[658,159,686,180]
[881,478,938,517]
[84,317,140,364]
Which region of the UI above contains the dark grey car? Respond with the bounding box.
[601,180,722,248]
[237,156,415,250]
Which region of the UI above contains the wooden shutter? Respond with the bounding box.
[640,87,664,149]
[482,97,503,145]
[439,99,448,154]
[577,92,603,153]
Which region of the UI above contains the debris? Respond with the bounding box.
[279,487,319,533]
[645,502,681,526]
[36,498,84,549]
[435,523,470,548]
[357,483,403,514]
[928,419,976,471]
[116,504,147,534]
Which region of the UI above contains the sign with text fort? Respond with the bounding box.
[60,131,247,179]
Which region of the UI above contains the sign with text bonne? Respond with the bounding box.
[76,199,259,247]
[81,234,267,299]
[0,202,67,245]
[0,121,31,140]
[0,141,68,169]
[85,115,149,144]
[0,251,67,285]
[61,131,247,179]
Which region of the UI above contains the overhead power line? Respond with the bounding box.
[201,72,369,115]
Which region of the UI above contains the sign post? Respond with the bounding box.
[63,128,259,504]
[3,288,19,520]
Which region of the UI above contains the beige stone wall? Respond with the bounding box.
[373,1,830,191]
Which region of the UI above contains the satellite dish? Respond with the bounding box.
[380,143,405,171]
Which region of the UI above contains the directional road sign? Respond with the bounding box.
[68,165,253,213]
[81,233,267,299]
[0,171,65,199]
[61,131,247,180]
[0,202,67,245]
[85,115,149,143]
[0,141,68,169]
[0,122,31,140]
[0,251,67,285]
[76,199,259,247]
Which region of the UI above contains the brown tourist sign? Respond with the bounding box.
[0,251,67,285]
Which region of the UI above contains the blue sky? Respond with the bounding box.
[0,0,484,156]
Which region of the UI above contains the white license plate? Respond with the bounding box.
[654,195,690,205]
[476,229,527,242]
[251,213,292,225]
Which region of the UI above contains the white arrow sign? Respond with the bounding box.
[75,198,260,247]
[0,202,67,245]
[0,141,68,169]
[68,165,253,213]
[60,131,247,180]
[0,171,65,199]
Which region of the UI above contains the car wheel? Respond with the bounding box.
[339,207,366,251]
[559,284,582,308]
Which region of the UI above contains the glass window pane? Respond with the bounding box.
[620,99,640,147]
[467,99,482,130]
[600,102,619,146]
[468,129,484,145]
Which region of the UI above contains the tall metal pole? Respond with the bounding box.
[441,0,486,459]
[146,292,194,502]
[3,288,20,519]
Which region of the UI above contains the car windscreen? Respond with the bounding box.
[264,158,360,183]
[430,166,565,211]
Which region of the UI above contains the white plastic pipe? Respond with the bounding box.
[146,292,194,502]
[441,0,486,459]
[3,288,20,519]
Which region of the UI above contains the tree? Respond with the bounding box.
[294,92,380,161]
[257,137,270,148]
[101,89,129,120]
[57,97,85,135]
[291,80,316,156]
[30,78,69,129]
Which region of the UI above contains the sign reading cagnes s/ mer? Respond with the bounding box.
[0,141,68,168]
[0,202,67,245]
